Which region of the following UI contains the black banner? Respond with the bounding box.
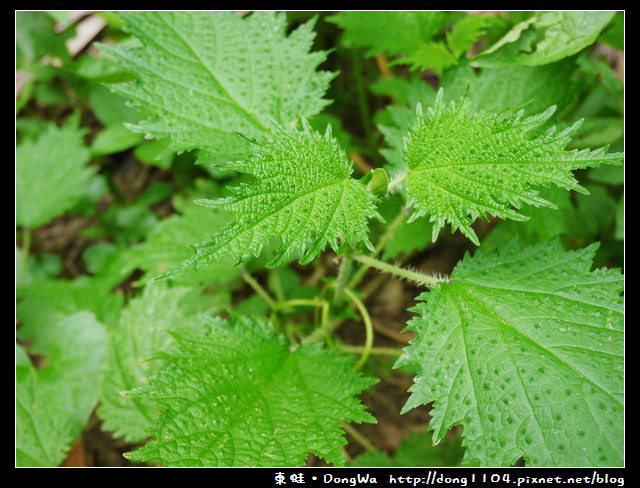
[262,467,627,487]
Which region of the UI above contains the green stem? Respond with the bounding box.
[341,423,376,453]
[348,207,410,290]
[342,287,373,371]
[338,345,404,356]
[301,284,372,353]
[303,300,334,345]
[269,268,286,302]
[274,298,325,311]
[387,171,408,193]
[320,300,333,347]
[239,268,276,309]
[352,254,450,288]
[332,255,353,305]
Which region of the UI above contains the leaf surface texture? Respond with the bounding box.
[98,285,210,442]
[101,11,333,163]
[397,240,624,466]
[126,315,376,466]
[162,124,380,278]
[401,93,623,244]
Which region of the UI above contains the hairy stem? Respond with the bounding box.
[332,255,353,305]
[387,171,408,193]
[352,254,450,288]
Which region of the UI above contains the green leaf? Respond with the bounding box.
[378,103,431,175]
[16,119,96,228]
[29,312,107,430]
[125,315,377,466]
[98,284,212,442]
[482,186,574,251]
[371,71,437,108]
[441,58,581,117]
[17,278,123,337]
[329,11,447,57]
[598,12,624,50]
[567,184,618,241]
[89,83,139,126]
[330,12,493,75]
[396,240,624,466]
[161,123,380,279]
[16,312,107,466]
[131,196,238,286]
[16,11,72,67]
[99,11,333,164]
[399,42,456,75]
[472,12,615,67]
[445,14,493,59]
[90,123,144,156]
[15,249,63,286]
[378,59,582,177]
[16,368,73,467]
[400,91,623,245]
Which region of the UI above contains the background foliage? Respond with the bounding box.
[16,11,623,467]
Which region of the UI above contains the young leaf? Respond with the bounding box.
[16,119,95,228]
[396,240,624,466]
[99,11,333,164]
[160,123,380,279]
[378,59,582,178]
[401,92,623,245]
[125,315,377,467]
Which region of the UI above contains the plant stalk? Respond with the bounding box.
[332,255,353,305]
[348,207,410,290]
[341,422,376,453]
[338,345,404,356]
[352,254,450,288]
[342,287,374,371]
[239,268,276,309]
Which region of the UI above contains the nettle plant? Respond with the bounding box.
[16,11,624,467]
